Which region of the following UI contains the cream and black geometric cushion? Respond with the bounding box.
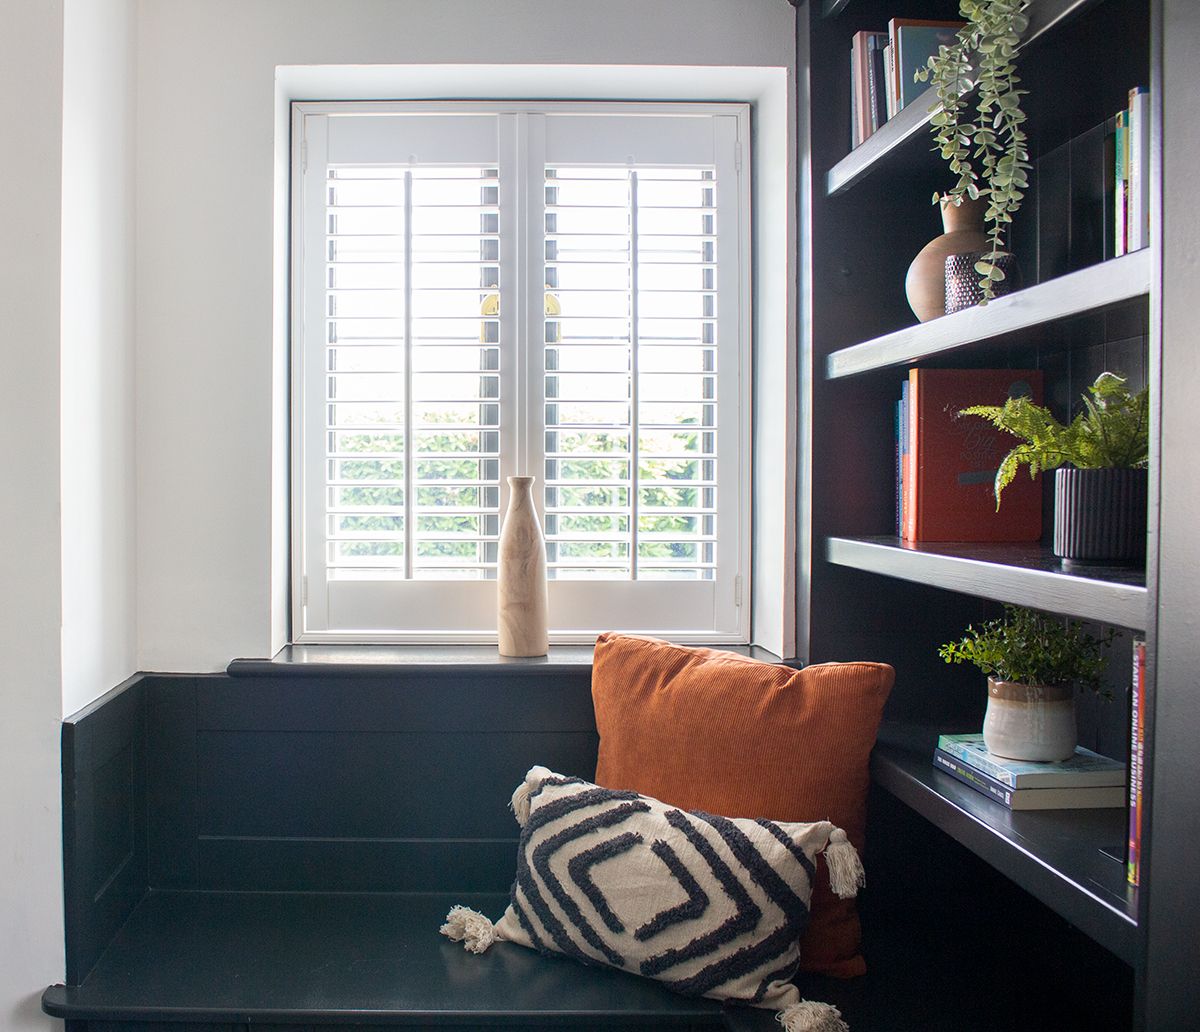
[441,766,862,1029]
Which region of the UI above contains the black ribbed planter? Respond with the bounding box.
[1054,467,1148,563]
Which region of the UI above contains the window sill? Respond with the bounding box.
[228,642,790,678]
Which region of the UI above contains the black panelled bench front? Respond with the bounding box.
[41,661,782,1032]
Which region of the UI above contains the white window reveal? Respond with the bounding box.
[292,102,750,643]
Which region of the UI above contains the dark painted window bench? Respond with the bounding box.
[44,650,1133,1032]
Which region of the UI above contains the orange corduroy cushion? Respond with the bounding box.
[591,632,894,979]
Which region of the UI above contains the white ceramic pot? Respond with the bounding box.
[982,677,1077,762]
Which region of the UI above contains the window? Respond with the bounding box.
[292,101,750,642]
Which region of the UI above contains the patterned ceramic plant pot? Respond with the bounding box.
[1054,467,1148,564]
[982,678,1077,762]
[944,251,1019,314]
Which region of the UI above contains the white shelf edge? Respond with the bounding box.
[826,536,1148,629]
[826,249,1153,380]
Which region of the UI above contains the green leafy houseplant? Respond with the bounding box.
[938,605,1115,693]
[960,371,1150,509]
[916,0,1032,302]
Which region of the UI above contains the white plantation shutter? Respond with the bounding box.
[323,166,503,580]
[293,103,748,641]
[544,167,720,581]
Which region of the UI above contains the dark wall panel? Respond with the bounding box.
[197,839,521,893]
[140,670,600,894]
[197,730,597,839]
[195,672,597,734]
[62,676,149,984]
[146,677,200,889]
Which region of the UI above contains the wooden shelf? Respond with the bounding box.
[825,249,1152,379]
[826,536,1147,628]
[825,0,1100,197]
[872,721,1138,964]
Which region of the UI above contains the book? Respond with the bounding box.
[869,33,888,132]
[851,30,889,146]
[937,733,1127,789]
[934,749,1127,810]
[894,397,903,534]
[902,368,1043,543]
[883,42,897,121]
[1127,86,1151,251]
[1114,109,1129,257]
[888,19,963,113]
[1128,637,1146,885]
[898,379,910,536]
[851,32,881,147]
[850,42,861,148]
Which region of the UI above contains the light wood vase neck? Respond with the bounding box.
[497,476,549,657]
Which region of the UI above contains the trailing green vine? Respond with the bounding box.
[916,0,1031,302]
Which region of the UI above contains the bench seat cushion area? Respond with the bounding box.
[41,890,778,1030]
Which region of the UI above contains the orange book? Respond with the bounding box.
[903,368,1043,543]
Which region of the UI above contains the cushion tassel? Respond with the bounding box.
[510,780,533,828]
[822,828,865,899]
[777,1000,850,1032]
[439,905,497,954]
[510,764,552,828]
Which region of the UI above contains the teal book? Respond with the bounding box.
[888,19,963,111]
[937,733,1126,789]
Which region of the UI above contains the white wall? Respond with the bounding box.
[0,0,68,1024]
[61,0,138,717]
[135,0,796,670]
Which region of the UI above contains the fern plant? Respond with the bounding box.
[960,372,1150,509]
[938,605,1114,691]
[916,0,1031,302]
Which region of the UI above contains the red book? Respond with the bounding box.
[903,368,1043,542]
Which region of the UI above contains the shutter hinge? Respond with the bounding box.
[301,576,308,607]
[734,574,743,607]
[734,148,742,173]
[301,138,308,174]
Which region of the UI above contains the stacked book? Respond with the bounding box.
[935,733,1126,811]
[1114,86,1151,255]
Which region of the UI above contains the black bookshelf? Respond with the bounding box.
[800,0,1200,1023]
[796,0,1178,1019]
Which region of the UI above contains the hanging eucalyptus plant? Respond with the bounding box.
[916,0,1032,301]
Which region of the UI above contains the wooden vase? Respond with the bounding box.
[905,198,988,322]
[497,476,549,657]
